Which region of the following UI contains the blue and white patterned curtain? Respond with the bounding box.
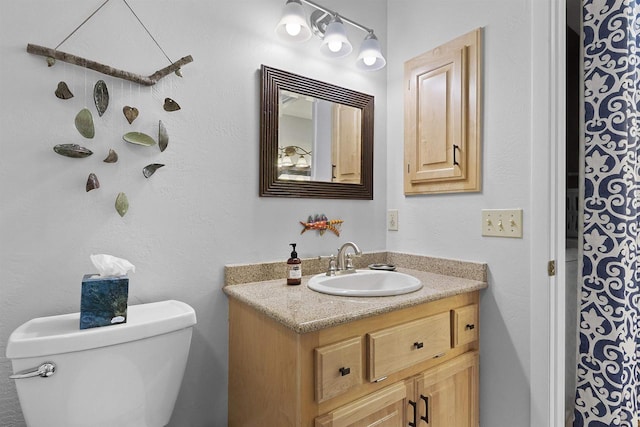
[574,1,640,426]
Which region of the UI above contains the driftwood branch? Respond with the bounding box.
[26,43,193,86]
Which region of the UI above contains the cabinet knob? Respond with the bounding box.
[413,342,424,349]
[338,367,351,376]
[465,324,476,330]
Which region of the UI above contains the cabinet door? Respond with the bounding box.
[405,48,464,184]
[315,381,410,427]
[332,103,362,183]
[414,352,479,427]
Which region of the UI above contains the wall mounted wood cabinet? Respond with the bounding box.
[404,28,482,195]
[228,292,480,426]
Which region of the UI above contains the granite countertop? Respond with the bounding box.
[224,253,488,334]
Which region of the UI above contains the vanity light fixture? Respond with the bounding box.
[275,0,386,71]
[278,145,312,169]
[275,0,312,42]
[295,155,310,168]
[356,33,385,70]
[319,15,352,58]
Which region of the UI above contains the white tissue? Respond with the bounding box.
[90,254,135,277]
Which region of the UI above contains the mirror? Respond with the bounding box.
[260,65,374,199]
[278,90,362,183]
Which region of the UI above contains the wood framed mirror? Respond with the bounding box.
[259,65,374,199]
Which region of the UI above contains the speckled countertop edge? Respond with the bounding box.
[223,253,488,334]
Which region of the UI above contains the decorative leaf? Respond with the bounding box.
[86,173,100,192]
[93,80,109,117]
[123,132,156,146]
[103,148,118,163]
[75,108,95,138]
[115,192,129,217]
[123,106,139,124]
[55,81,73,99]
[163,97,181,112]
[158,120,168,152]
[143,163,165,178]
[53,144,93,158]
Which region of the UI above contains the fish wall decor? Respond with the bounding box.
[300,214,343,237]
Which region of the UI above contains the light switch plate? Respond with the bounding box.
[387,209,399,231]
[482,209,523,238]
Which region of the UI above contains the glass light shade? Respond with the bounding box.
[356,33,386,71]
[275,0,312,42]
[281,155,294,167]
[296,155,310,168]
[319,16,352,58]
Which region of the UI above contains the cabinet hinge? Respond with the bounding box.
[548,260,556,277]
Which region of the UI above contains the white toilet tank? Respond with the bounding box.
[6,300,197,427]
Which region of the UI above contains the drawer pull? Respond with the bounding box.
[408,400,417,427]
[338,367,351,376]
[420,395,430,423]
[413,341,424,349]
[465,324,476,330]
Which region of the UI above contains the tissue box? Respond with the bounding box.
[80,274,128,329]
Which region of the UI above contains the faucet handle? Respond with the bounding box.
[318,254,337,276]
[345,253,355,270]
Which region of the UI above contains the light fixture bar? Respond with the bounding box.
[300,0,373,34]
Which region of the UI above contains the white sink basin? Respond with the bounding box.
[307,270,422,297]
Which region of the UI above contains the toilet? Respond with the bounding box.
[6,300,197,427]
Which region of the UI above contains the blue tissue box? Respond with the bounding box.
[80,274,128,329]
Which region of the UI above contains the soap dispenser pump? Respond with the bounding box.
[287,243,302,285]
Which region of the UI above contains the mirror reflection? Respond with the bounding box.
[278,90,362,183]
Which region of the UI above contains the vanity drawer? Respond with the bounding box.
[367,312,450,381]
[315,337,363,402]
[452,304,478,347]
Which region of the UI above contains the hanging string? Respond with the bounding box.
[55,0,112,51]
[121,0,174,64]
[54,0,174,65]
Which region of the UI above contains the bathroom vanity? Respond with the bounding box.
[224,254,486,426]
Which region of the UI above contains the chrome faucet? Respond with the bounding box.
[336,242,362,274]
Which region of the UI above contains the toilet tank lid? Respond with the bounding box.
[6,300,197,359]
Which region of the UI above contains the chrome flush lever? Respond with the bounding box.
[9,362,56,379]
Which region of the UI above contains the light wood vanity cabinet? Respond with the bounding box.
[228,291,480,427]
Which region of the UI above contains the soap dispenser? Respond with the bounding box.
[287,243,302,285]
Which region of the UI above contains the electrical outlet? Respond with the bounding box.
[481,209,523,238]
[388,209,399,231]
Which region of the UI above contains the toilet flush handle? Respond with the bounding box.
[9,362,56,379]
